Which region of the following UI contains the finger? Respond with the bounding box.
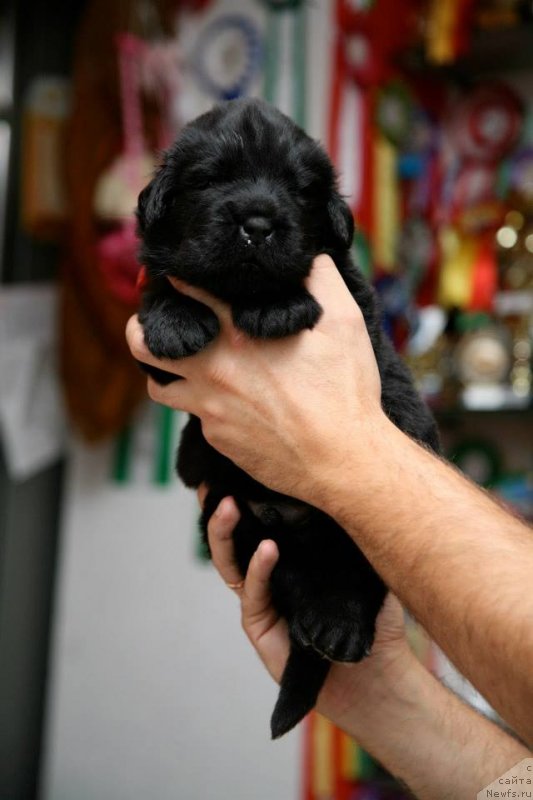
[241,541,289,683]
[146,375,196,414]
[305,254,363,321]
[207,497,245,591]
[126,315,191,378]
[241,539,279,634]
[168,277,233,330]
[208,505,288,682]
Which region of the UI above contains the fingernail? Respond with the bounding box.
[258,540,272,563]
[214,498,231,518]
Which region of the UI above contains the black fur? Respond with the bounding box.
[136,98,440,738]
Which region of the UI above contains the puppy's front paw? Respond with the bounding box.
[233,292,322,339]
[290,597,375,662]
[140,296,220,360]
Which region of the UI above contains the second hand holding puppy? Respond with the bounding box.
[201,487,532,799]
[199,484,410,713]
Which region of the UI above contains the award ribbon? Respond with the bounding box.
[373,133,400,271]
[469,236,498,312]
[328,0,417,253]
[111,404,180,486]
[374,80,420,273]
[328,3,376,237]
[438,227,476,308]
[449,83,522,163]
[192,14,263,101]
[262,0,307,128]
[425,0,475,64]
[108,34,179,486]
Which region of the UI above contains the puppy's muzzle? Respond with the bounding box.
[240,215,274,246]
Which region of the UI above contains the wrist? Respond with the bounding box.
[301,409,399,513]
[320,644,420,736]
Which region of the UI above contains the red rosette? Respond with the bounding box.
[448,83,523,163]
[341,30,382,88]
[453,162,496,211]
[335,0,420,88]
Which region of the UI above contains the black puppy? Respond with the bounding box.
[136,98,440,739]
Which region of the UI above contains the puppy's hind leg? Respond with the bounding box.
[270,645,330,739]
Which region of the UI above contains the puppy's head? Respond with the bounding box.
[137,98,353,301]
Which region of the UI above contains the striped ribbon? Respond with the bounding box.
[262,0,307,129]
[112,404,179,486]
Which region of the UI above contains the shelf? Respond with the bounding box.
[402,24,533,78]
[433,404,533,420]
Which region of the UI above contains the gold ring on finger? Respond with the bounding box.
[226,580,245,591]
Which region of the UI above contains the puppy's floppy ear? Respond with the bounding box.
[136,166,173,233]
[326,191,354,250]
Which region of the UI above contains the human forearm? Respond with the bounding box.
[326,649,531,800]
[311,414,533,745]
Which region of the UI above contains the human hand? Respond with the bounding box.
[126,255,386,504]
[201,486,413,729]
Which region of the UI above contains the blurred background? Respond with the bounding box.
[0,0,532,798]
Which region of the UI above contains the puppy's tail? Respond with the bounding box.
[270,646,330,739]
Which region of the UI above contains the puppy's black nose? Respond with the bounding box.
[240,216,273,245]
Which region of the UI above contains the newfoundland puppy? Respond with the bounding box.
[136,98,440,739]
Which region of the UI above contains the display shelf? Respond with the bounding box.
[402,24,533,78]
[433,403,533,418]
[432,404,533,430]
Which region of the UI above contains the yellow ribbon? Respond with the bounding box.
[372,134,400,272]
[312,714,334,796]
[426,0,459,64]
[438,226,476,308]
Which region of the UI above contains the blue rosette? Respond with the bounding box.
[192,14,263,101]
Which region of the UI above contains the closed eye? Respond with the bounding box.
[184,163,235,191]
[194,178,213,191]
[184,172,213,191]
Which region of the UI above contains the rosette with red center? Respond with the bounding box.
[448,83,523,163]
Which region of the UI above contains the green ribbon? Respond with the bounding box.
[196,519,211,562]
[153,405,176,486]
[352,229,373,280]
[112,426,134,483]
[262,0,307,129]
[111,404,178,486]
